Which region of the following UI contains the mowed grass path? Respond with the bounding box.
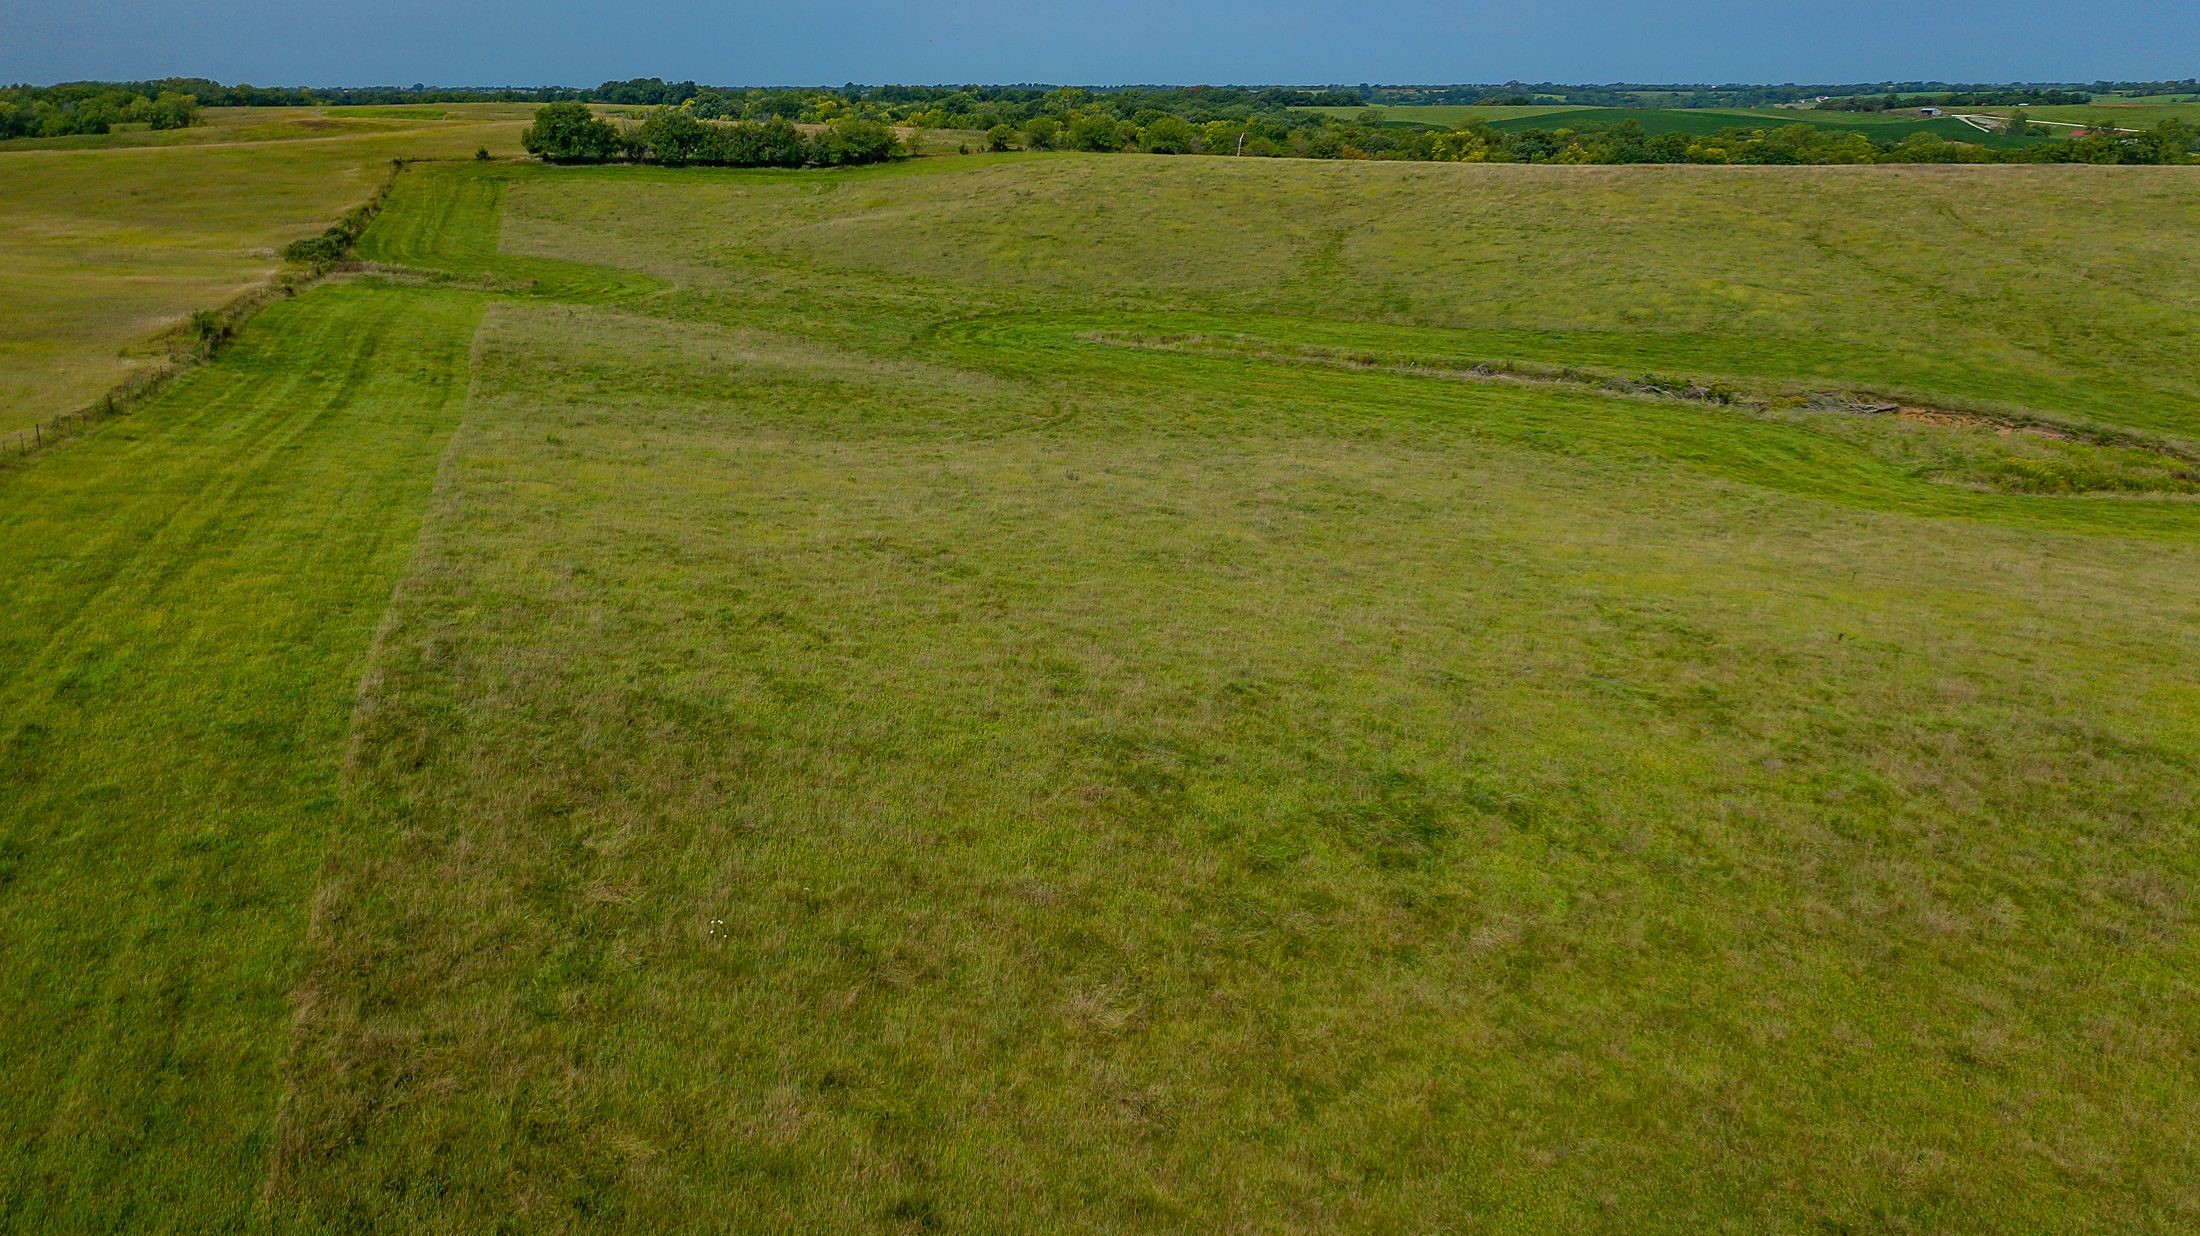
[0,282,482,1229]
[2,155,2198,1230]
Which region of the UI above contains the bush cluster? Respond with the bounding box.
[280,165,398,269]
[521,102,901,167]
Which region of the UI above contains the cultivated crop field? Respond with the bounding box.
[3,133,2199,1231]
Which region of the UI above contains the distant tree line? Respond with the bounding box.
[596,82,1350,132]
[12,73,2199,166]
[11,75,2197,141]
[976,113,2199,165]
[523,96,2197,168]
[0,83,199,138]
[1820,89,2094,112]
[1351,80,2195,108]
[521,101,902,167]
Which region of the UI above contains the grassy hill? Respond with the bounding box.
[4,141,2199,1230]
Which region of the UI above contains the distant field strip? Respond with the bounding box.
[0,113,527,436]
[0,282,482,1229]
[1309,104,2050,148]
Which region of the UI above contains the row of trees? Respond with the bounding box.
[978,112,2200,166]
[0,85,198,138]
[521,102,901,167]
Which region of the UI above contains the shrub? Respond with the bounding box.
[187,309,231,352]
[1022,116,1060,151]
[808,117,902,166]
[986,123,1017,152]
[281,233,350,266]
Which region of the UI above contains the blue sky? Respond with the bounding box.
[6,0,2195,86]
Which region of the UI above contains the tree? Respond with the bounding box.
[985,123,1017,152]
[2136,118,2197,163]
[687,89,736,120]
[1065,114,1125,152]
[1040,87,1090,114]
[141,91,199,130]
[1646,132,1693,163]
[522,101,622,162]
[1022,116,1060,150]
[1199,120,1241,154]
[744,91,808,120]
[1140,115,1195,154]
[721,117,810,167]
[2003,110,2032,138]
[636,108,714,165]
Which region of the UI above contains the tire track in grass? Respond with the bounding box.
[0,280,485,1230]
[0,303,389,701]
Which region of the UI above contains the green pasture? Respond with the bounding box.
[3,148,2199,1230]
[1968,99,2200,131]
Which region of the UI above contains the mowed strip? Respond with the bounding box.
[0,281,482,1228]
